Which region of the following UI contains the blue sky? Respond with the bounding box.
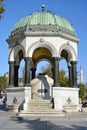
[0,0,87,83]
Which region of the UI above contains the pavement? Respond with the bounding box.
[0,110,87,130]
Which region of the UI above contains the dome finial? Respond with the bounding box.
[42,4,45,12]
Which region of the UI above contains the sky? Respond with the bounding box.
[0,0,87,83]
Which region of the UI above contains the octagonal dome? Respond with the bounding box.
[11,6,77,38]
[13,12,74,31]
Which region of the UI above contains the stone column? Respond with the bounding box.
[14,65,19,87]
[24,57,32,87]
[8,61,15,88]
[51,68,54,79]
[68,64,72,87]
[31,68,36,79]
[53,57,60,87]
[71,61,77,87]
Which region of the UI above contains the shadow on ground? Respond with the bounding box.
[10,115,87,130]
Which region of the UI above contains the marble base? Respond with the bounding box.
[6,87,32,111]
[53,87,79,112]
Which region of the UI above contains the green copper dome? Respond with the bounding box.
[11,7,76,37]
[13,12,74,31]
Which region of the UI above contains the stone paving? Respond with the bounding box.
[0,110,87,130]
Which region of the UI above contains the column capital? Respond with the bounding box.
[24,57,32,61]
[8,61,15,64]
[70,61,78,64]
[52,57,60,61]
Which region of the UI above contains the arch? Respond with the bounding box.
[9,44,25,62]
[34,56,54,67]
[32,47,52,59]
[59,43,77,61]
[27,40,57,58]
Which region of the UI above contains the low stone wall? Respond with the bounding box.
[53,87,79,112]
[6,87,32,112]
[6,86,80,113]
[82,108,87,112]
[6,87,25,111]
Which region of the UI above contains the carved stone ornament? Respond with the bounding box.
[40,38,44,42]
[67,97,72,104]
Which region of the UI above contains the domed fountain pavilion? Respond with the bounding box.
[6,6,80,115]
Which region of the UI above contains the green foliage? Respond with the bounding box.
[0,76,8,90]
[78,83,86,102]
[0,0,3,4]
[41,65,52,78]
[59,70,69,87]
[0,0,5,19]
[41,65,69,87]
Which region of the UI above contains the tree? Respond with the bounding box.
[0,0,5,19]
[59,69,69,87]
[0,76,8,90]
[78,83,86,102]
[41,65,69,87]
[41,65,52,78]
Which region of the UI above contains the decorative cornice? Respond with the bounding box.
[6,25,79,44]
[6,34,25,44]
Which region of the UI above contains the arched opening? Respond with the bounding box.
[31,58,53,100]
[18,59,25,87]
[31,46,53,99]
[33,47,52,60]
[36,60,52,76]
[14,50,25,87]
[61,49,69,62]
[60,49,70,87]
[59,59,69,87]
[60,59,68,75]
[31,47,53,78]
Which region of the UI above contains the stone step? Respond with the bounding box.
[29,100,51,104]
[17,100,64,117]
[28,107,52,110]
[18,110,64,117]
[29,105,52,107]
[28,108,53,111]
[29,103,52,105]
[29,103,52,106]
[28,100,53,111]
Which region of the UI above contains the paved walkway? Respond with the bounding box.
[0,110,87,130]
